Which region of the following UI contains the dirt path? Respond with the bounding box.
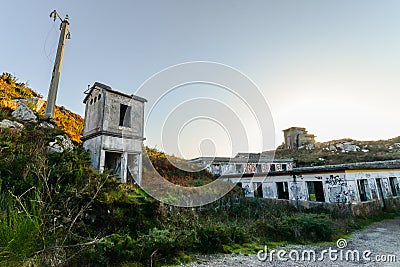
[175,217,400,267]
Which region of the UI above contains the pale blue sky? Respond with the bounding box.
[1,1,400,157]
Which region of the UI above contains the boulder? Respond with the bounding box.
[14,98,45,112]
[0,119,24,130]
[39,121,55,129]
[48,135,74,153]
[336,142,360,152]
[11,102,37,122]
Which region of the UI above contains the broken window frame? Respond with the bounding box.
[119,104,132,128]
[389,177,399,197]
[276,181,289,200]
[253,182,263,198]
[357,179,369,202]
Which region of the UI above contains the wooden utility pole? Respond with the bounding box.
[45,10,70,118]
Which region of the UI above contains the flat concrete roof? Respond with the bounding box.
[188,156,294,164]
[220,159,400,179]
[83,82,147,103]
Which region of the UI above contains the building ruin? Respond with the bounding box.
[222,160,400,214]
[81,82,146,184]
[283,127,316,149]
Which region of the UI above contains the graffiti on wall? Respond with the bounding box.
[289,183,306,200]
[243,184,253,197]
[328,187,349,203]
[325,175,349,203]
[325,175,345,186]
[347,183,357,202]
[369,181,377,199]
[263,185,275,198]
[245,163,257,174]
[261,163,270,173]
[383,179,391,197]
[275,164,282,171]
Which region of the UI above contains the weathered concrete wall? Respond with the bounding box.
[82,135,102,169]
[101,135,142,152]
[102,90,144,137]
[345,170,400,203]
[83,88,104,135]
[82,83,146,185]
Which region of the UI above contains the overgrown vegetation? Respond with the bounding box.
[0,72,84,143]
[276,137,400,167]
[0,72,399,266]
[146,147,216,186]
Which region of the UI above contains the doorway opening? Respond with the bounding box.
[276,182,289,199]
[306,181,325,202]
[105,151,123,179]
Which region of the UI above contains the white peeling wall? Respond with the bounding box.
[345,170,400,203]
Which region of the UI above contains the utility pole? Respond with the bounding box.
[45,10,71,118]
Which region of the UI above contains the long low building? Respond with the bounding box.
[188,153,294,176]
[221,160,400,212]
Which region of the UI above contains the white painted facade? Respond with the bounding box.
[223,162,400,205]
[188,156,294,176]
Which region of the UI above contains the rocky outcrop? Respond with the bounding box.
[14,98,45,112]
[11,102,37,122]
[335,142,360,152]
[39,121,55,129]
[0,119,24,130]
[48,135,74,153]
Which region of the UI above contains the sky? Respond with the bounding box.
[1,0,400,158]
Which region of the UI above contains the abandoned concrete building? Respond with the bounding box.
[283,127,316,149]
[189,153,294,176]
[222,160,400,213]
[81,82,146,184]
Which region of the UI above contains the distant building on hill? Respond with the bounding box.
[283,127,316,149]
[81,82,146,184]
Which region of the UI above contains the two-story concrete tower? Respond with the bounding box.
[81,82,146,184]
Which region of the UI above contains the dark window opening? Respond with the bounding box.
[276,182,289,199]
[270,164,276,172]
[282,164,287,171]
[98,94,101,100]
[119,104,131,127]
[256,164,262,173]
[376,178,386,209]
[307,181,325,202]
[389,177,399,197]
[357,179,368,202]
[105,151,122,179]
[236,164,242,173]
[253,182,263,198]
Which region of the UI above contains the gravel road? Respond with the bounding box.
[173,217,400,267]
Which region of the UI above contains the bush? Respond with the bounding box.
[253,213,334,243]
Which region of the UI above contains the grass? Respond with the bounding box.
[0,193,44,265]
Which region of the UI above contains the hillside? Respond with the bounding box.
[276,137,400,167]
[1,72,399,266]
[0,72,84,143]
[0,72,214,186]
